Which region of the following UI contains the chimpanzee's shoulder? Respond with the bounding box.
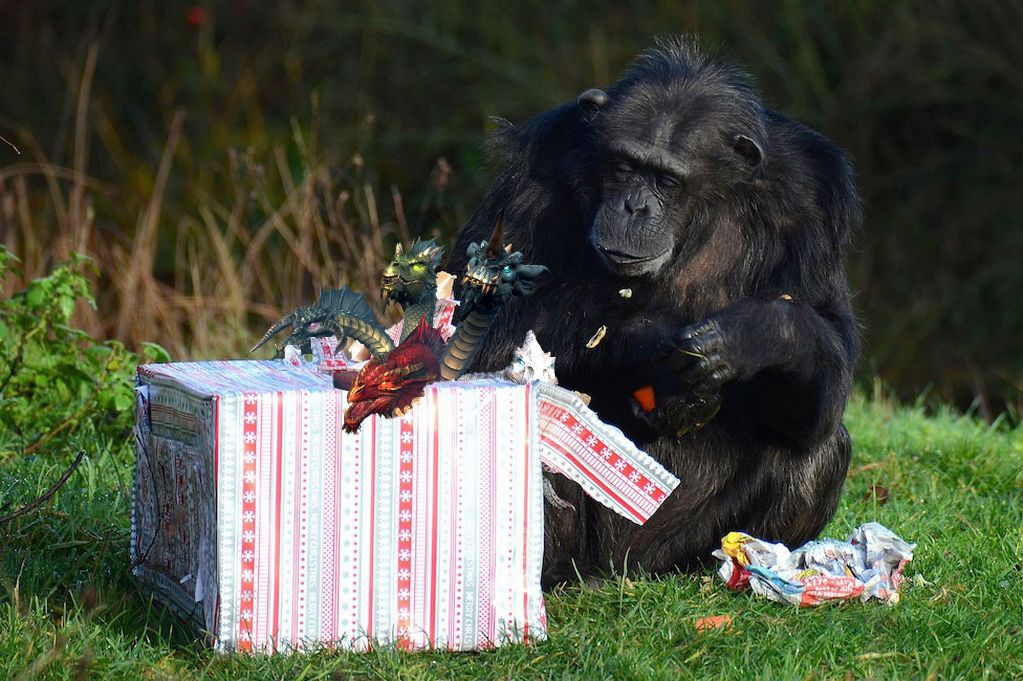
[763,108,862,241]
[486,102,593,168]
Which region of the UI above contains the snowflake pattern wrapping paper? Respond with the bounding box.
[132,360,678,653]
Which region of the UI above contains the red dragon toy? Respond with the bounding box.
[337,317,447,433]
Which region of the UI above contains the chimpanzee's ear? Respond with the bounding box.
[577,88,609,121]
[733,134,764,170]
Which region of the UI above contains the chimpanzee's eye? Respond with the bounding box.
[613,160,631,179]
[656,172,680,189]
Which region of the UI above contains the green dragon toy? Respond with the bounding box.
[380,238,445,341]
[250,239,444,358]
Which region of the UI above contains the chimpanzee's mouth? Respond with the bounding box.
[596,244,671,265]
[593,243,673,278]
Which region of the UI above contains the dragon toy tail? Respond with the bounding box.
[337,316,395,357]
[250,286,395,357]
[250,315,294,353]
[439,307,499,380]
[318,287,395,357]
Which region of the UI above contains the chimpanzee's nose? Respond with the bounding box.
[624,191,650,216]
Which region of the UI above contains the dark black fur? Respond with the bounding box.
[447,38,861,587]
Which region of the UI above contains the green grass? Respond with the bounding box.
[2,396,1022,680]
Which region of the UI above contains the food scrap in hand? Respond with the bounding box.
[585,325,607,349]
[632,385,657,412]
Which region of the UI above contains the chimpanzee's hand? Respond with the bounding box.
[671,299,798,391]
[631,388,722,439]
[668,319,738,396]
[631,299,797,437]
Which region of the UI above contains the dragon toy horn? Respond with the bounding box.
[250,315,293,353]
[486,211,506,260]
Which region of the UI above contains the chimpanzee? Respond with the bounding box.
[447,38,861,586]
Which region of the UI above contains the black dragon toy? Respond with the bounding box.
[439,214,546,379]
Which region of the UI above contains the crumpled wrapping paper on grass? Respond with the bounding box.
[714,522,915,606]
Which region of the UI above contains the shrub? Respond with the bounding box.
[0,248,166,460]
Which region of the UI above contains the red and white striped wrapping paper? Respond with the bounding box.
[132,360,678,653]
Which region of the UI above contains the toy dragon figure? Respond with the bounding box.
[504,330,557,385]
[249,287,393,358]
[439,213,547,380]
[252,214,548,430]
[341,317,446,432]
[380,239,445,341]
[251,239,444,359]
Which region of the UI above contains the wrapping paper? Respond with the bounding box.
[132,360,678,653]
[713,522,915,606]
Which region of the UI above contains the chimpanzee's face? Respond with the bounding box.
[585,87,764,279]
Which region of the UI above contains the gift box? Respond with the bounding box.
[132,360,678,653]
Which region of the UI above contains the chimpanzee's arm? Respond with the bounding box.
[662,296,855,445]
[637,295,856,449]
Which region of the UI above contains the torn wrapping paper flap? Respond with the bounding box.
[713,522,915,606]
[282,336,360,372]
[535,384,676,524]
[132,360,679,653]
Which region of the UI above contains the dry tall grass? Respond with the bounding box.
[0,48,428,360]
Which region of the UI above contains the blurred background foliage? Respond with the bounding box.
[0,0,1021,417]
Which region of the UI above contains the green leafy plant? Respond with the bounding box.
[0,247,168,460]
